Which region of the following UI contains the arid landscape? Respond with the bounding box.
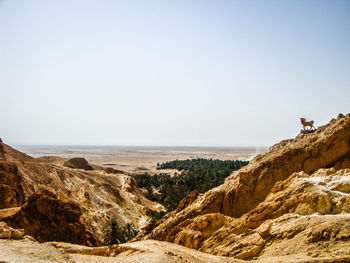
[1,114,350,262]
[2,1,349,262]
[15,146,267,175]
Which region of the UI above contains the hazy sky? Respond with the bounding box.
[1,0,349,147]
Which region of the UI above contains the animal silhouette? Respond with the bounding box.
[300,118,315,131]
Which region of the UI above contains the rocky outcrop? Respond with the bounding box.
[139,114,350,261]
[63,158,92,170]
[3,191,96,245]
[195,168,350,259]
[220,114,350,218]
[0,142,163,244]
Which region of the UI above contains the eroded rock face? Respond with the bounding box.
[139,114,350,260]
[193,168,350,258]
[3,192,96,246]
[0,142,163,245]
[0,161,24,208]
[220,114,350,218]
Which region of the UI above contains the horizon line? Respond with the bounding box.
[13,144,269,149]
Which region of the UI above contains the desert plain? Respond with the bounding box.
[16,146,267,175]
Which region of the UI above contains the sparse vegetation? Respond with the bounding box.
[134,158,248,211]
[103,220,138,245]
[149,210,167,220]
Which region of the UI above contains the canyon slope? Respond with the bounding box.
[138,114,350,261]
[0,141,163,245]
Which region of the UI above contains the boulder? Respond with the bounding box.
[0,221,24,239]
[0,222,11,239]
[11,228,25,239]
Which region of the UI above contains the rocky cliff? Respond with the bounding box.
[0,141,163,245]
[138,114,350,261]
[3,191,97,246]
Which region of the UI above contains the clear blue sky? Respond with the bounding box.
[0,0,349,146]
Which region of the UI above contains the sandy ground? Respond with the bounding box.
[16,146,267,175]
[0,238,75,263]
[0,238,245,263]
[1,238,341,263]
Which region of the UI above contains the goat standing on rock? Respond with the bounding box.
[300,118,316,131]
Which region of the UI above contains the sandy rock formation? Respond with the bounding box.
[194,168,350,259]
[63,157,92,170]
[139,114,350,261]
[0,140,163,244]
[2,191,96,245]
